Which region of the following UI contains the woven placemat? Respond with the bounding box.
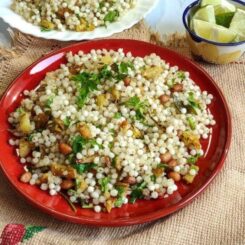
[0,22,244,245]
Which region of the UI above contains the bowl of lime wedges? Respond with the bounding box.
[183,0,245,64]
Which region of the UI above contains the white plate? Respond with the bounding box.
[0,0,158,41]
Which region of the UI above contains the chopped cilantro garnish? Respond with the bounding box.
[71,135,89,153]
[27,134,34,142]
[40,27,52,32]
[157,163,169,169]
[72,66,115,108]
[125,96,149,121]
[100,65,113,80]
[45,96,54,108]
[129,181,147,204]
[187,92,201,114]
[16,107,25,114]
[99,177,111,193]
[63,117,71,127]
[72,162,97,174]
[104,10,119,23]
[82,204,93,209]
[150,175,156,183]
[72,72,100,108]
[114,186,126,207]
[187,117,196,130]
[90,139,103,149]
[114,112,122,119]
[177,71,186,80]
[113,61,134,80]
[187,154,201,164]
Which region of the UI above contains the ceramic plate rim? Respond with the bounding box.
[0,0,158,41]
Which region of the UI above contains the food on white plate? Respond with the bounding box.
[190,0,245,42]
[8,49,215,213]
[11,0,136,32]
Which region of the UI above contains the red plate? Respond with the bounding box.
[0,39,231,226]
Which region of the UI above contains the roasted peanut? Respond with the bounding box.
[168,171,181,182]
[177,130,183,137]
[59,143,72,155]
[20,172,32,183]
[168,159,178,168]
[119,120,130,133]
[160,152,172,163]
[172,83,183,92]
[122,176,136,185]
[123,77,131,86]
[61,180,74,190]
[103,156,111,166]
[159,94,170,104]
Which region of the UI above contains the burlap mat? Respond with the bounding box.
[0,22,244,245]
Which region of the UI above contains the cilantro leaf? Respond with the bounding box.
[113,112,122,119]
[187,154,201,164]
[114,186,126,207]
[72,163,97,174]
[63,117,71,127]
[40,27,52,32]
[72,72,100,108]
[151,175,156,183]
[104,10,119,23]
[187,92,201,114]
[113,62,134,81]
[99,177,111,193]
[125,96,149,121]
[99,65,113,80]
[157,163,169,169]
[45,96,54,108]
[129,181,147,204]
[72,135,88,153]
[177,71,186,80]
[187,117,196,130]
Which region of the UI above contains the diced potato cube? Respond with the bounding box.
[40,19,55,30]
[142,66,164,80]
[19,113,32,134]
[19,139,32,158]
[101,55,113,65]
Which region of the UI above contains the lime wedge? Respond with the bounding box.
[229,9,245,41]
[193,19,237,43]
[193,5,216,23]
[214,1,236,15]
[201,0,221,7]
